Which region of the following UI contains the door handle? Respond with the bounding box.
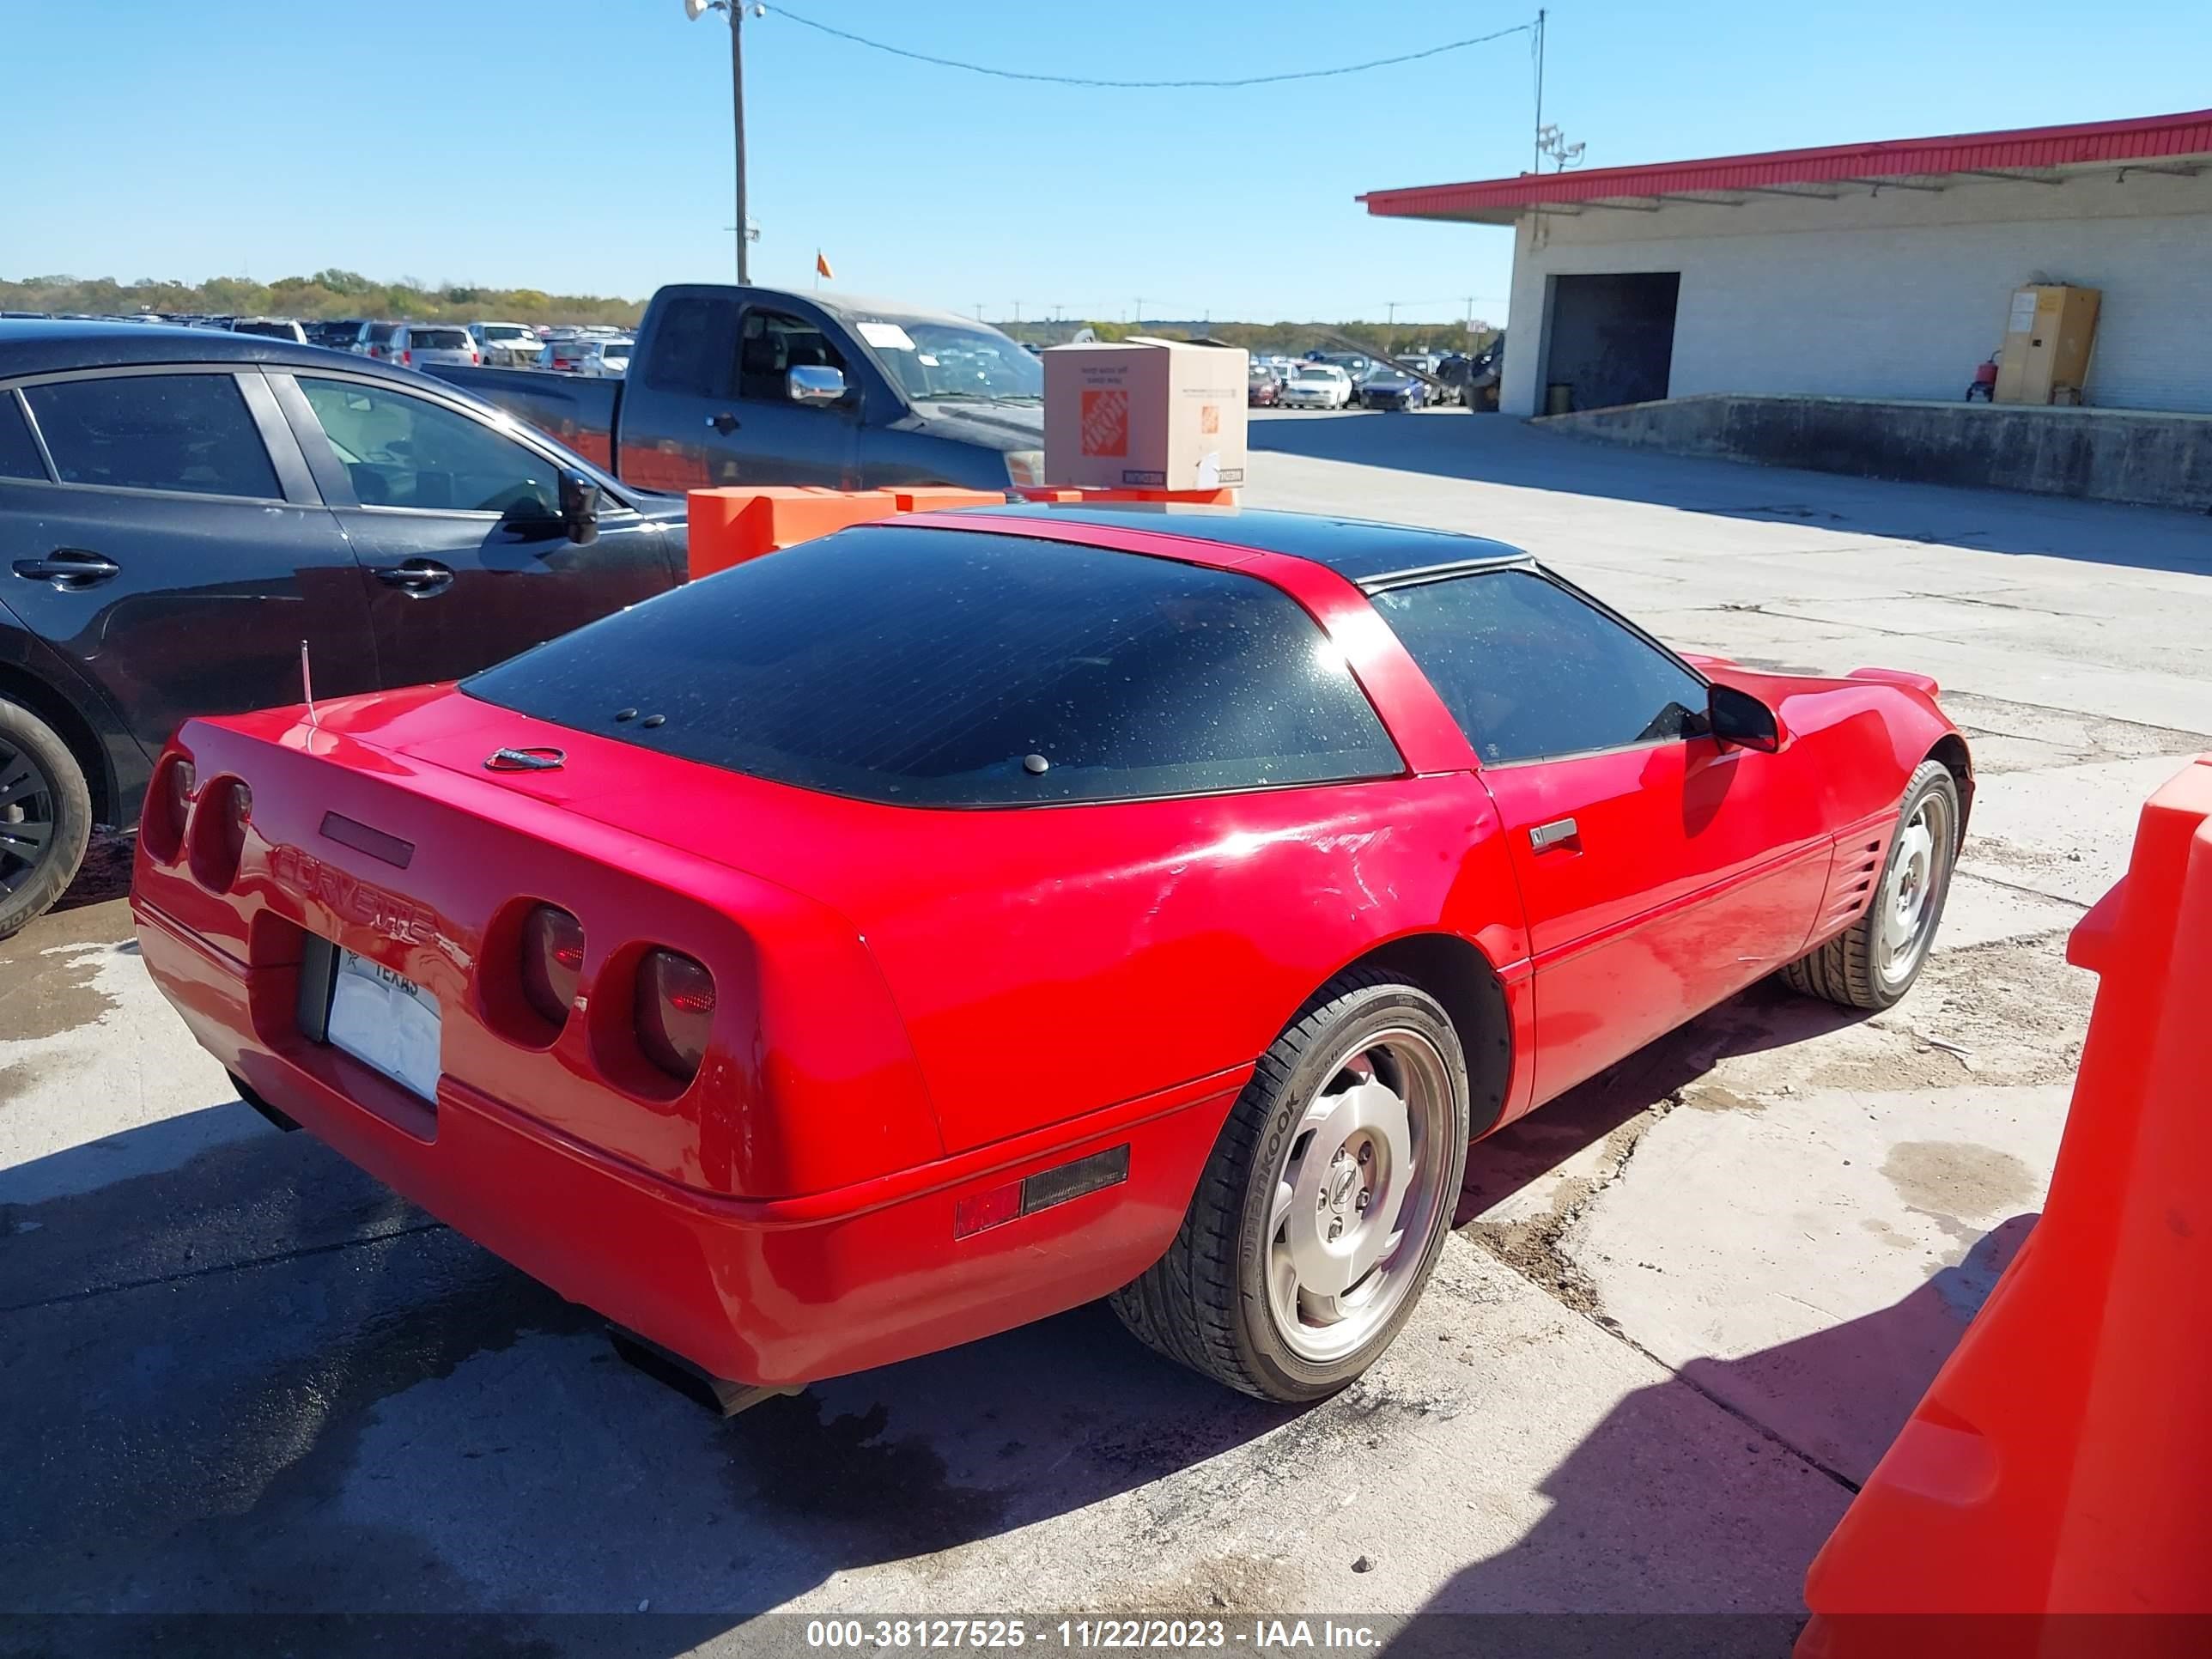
[372,559,455,596]
[13,549,121,589]
[706,412,741,434]
[1528,817,1581,853]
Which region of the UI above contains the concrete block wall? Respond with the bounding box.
[1499,169,2212,418]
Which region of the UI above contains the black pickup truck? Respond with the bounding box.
[430,286,1046,495]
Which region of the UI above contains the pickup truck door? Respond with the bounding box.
[1,366,378,754]
[620,293,859,490]
[270,369,681,687]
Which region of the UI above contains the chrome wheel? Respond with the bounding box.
[0,734,59,899]
[1264,1027,1454,1364]
[1877,790,1953,990]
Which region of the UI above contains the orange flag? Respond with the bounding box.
[815,251,835,280]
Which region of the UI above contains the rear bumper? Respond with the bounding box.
[136,897,1242,1387]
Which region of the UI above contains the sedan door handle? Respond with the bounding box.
[1528,817,1581,853]
[13,549,121,589]
[371,559,455,596]
[706,411,741,434]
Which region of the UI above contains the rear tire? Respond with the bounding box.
[1111,969,1470,1401]
[1784,759,1960,1011]
[0,697,92,939]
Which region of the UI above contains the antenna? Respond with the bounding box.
[301,639,319,727]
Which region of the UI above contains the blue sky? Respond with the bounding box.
[8,0,2209,327]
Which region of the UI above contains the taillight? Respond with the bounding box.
[166,759,196,842]
[635,949,714,1083]
[519,904,585,1026]
[399,349,412,365]
[470,348,481,364]
[190,778,252,890]
[218,780,251,869]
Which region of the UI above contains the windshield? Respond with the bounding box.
[483,325,532,342]
[854,316,1042,402]
[1293,367,1335,381]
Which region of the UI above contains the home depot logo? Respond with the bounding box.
[1081,389,1128,457]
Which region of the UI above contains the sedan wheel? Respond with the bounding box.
[1111,969,1470,1401]
[0,699,94,938]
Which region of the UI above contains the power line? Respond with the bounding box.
[768,7,1535,90]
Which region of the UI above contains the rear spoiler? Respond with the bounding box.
[1847,665,1942,700]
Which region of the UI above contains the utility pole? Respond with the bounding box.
[1532,9,1547,177]
[1134,297,1144,327]
[1387,301,1399,328]
[1013,301,1022,325]
[730,3,749,284]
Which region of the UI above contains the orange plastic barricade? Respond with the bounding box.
[885,487,1005,513]
[685,488,896,579]
[1799,756,2212,1652]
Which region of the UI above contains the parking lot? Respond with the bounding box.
[4,409,2207,1647]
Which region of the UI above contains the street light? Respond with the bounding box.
[685,0,765,284]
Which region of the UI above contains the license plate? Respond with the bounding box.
[325,948,442,1103]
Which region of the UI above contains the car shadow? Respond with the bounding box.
[1376,1216,2037,1657]
[1458,977,1869,1224]
[1249,410,2212,576]
[0,1102,1301,1646]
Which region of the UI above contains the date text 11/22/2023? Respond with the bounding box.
[801,1620,1382,1651]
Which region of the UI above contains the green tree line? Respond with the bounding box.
[1002,318,1499,356]
[1,270,645,328]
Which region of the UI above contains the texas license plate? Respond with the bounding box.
[325,948,442,1103]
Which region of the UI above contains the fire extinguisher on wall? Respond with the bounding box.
[1966,354,1999,402]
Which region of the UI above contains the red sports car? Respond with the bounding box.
[133,504,1970,1404]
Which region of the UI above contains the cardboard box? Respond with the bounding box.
[1043,337,1249,491]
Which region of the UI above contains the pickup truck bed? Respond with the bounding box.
[430,364,618,471]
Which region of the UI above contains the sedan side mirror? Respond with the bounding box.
[1709,682,1781,751]
[787,364,848,406]
[558,469,601,545]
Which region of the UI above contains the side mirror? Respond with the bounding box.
[1709,682,1781,752]
[787,364,848,406]
[558,470,600,545]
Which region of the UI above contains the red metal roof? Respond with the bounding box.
[1359,108,2212,222]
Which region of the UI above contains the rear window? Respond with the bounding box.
[365,323,396,343]
[463,526,1403,806]
[408,328,471,349]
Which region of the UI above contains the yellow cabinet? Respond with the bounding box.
[1994,284,2100,405]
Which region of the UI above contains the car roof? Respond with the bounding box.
[957,502,1531,584]
[0,317,368,376]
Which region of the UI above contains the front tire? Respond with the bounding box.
[1112,969,1470,1401]
[1784,759,1960,1011]
[0,698,93,938]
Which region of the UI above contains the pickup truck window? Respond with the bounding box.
[642,295,738,398]
[25,373,283,499]
[0,394,46,480]
[297,377,558,517]
[738,310,848,402]
[860,318,1042,403]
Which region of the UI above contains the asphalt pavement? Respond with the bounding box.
[4,408,2204,1653]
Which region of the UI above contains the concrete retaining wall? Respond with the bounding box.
[1533,394,2212,512]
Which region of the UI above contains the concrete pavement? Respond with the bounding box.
[2,408,2202,1648]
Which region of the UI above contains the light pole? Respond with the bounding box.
[686,0,763,284]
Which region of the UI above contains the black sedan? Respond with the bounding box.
[1357,369,1431,412]
[0,320,690,933]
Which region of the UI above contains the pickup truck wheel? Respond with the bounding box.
[1111,969,1469,1402]
[1784,759,1960,1011]
[0,698,92,938]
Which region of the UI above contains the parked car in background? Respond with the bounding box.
[131,501,1971,1405]
[536,331,589,373]
[470,321,541,367]
[1279,363,1354,409]
[308,319,367,350]
[350,320,399,362]
[390,323,481,368]
[430,283,1045,492]
[1358,368,1430,411]
[1248,362,1282,406]
[230,318,309,343]
[0,319,689,933]
[573,337,632,378]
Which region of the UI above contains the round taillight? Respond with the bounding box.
[167,759,197,841]
[518,905,585,1028]
[143,757,195,861]
[188,775,252,890]
[220,781,251,866]
[635,949,714,1084]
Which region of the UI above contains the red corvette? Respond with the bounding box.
[133,504,1970,1404]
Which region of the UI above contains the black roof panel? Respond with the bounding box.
[957,501,1529,582]
[0,318,366,379]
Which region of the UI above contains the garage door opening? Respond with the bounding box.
[1541,272,1680,413]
